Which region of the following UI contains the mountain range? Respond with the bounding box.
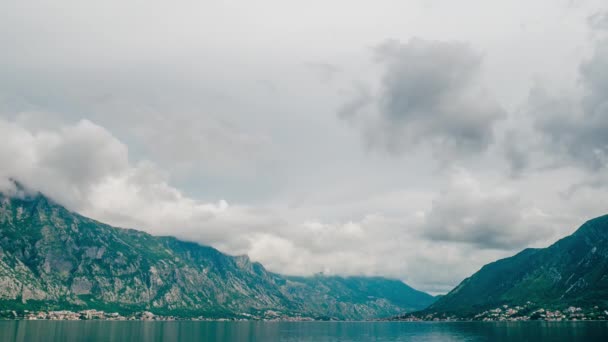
[0,186,435,320]
[4,182,608,321]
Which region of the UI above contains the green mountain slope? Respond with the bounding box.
[282,275,435,319]
[424,215,608,316]
[0,188,434,320]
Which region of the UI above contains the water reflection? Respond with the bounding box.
[1,320,607,341]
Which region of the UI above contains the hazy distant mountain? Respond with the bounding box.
[0,186,434,320]
[421,215,608,316]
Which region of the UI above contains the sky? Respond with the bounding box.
[1,0,608,294]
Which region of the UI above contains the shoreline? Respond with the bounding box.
[1,318,608,323]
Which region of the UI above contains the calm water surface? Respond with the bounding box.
[1,320,607,341]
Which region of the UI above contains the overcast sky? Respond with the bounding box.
[1,0,608,294]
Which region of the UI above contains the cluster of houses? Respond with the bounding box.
[7,309,316,321]
[22,310,172,321]
[395,302,608,321]
[473,304,608,321]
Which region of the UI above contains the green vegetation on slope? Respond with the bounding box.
[423,215,608,316]
[0,188,434,320]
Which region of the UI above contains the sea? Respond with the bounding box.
[1,320,607,341]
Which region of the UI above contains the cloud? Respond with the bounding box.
[304,62,341,83]
[0,119,128,207]
[502,129,533,176]
[421,169,553,249]
[0,117,281,250]
[588,11,608,31]
[243,214,513,295]
[518,27,608,172]
[130,111,273,177]
[1,1,607,296]
[340,38,505,158]
[0,117,517,293]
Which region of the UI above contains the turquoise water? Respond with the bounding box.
[1,320,608,341]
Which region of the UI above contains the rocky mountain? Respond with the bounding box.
[282,275,435,319]
[0,187,434,320]
[421,214,608,316]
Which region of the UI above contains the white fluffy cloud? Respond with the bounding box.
[0,119,128,207]
[0,117,281,251]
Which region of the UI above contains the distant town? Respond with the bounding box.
[392,302,608,322]
[0,309,317,322]
[2,303,608,322]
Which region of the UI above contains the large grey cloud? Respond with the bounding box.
[340,38,505,158]
[518,20,608,172]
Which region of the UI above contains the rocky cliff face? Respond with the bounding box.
[0,190,434,319]
[424,215,608,315]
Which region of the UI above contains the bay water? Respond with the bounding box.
[1,320,607,341]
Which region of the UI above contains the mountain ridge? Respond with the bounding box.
[0,186,435,320]
[413,214,608,317]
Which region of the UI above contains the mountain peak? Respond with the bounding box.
[573,214,608,238]
[0,178,39,200]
